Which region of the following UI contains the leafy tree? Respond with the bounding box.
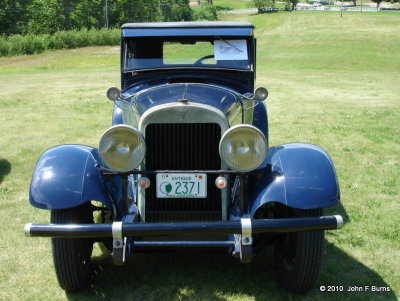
[159,0,192,21]
[61,0,77,30]
[0,0,33,35]
[1,0,192,35]
[288,0,298,10]
[111,0,151,24]
[370,0,383,8]
[26,0,64,34]
[191,4,217,20]
[170,0,192,21]
[71,0,105,29]
[250,0,275,13]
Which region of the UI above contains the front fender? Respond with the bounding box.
[112,103,123,125]
[249,143,340,217]
[29,145,112,210]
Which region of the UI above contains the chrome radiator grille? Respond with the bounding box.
[145,123,222,222]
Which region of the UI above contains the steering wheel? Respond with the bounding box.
[194,55,215,65]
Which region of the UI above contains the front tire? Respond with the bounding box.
[274,207,324,293]
[51,203,93,292]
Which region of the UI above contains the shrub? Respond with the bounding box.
[1,28,120,57]
[95,29,110,46]
[21,35,47,54]
[74,29,91,48]
[52,30,80,49]
[0,37,9,56]
[7,35,24,56]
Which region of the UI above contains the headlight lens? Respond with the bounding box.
[99,125,146,172]
[219,125,267,172]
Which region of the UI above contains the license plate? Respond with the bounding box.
[156,173,207,198]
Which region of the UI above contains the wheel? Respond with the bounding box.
[274,207,324,293]
[51,203,93,292]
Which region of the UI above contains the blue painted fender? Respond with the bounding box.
[29,145,112,210]
[252,101,268,142]
[112,103,123,125]
[249,143,340,217]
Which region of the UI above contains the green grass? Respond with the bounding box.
[0,11,399,301]
[214,0,251,11]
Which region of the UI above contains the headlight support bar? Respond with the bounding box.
[95,164,248,175]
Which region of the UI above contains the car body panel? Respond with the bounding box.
[249,143,340,216]
[120,83,244,126]
[29,145,112,210]
[112,103,123,125]
[121,71,255,95]
[251,100,268,141]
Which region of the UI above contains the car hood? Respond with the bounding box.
[129,83,241,113]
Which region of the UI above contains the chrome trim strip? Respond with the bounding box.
[241,218,252,237]
[138,102,229,130]
[24,223,32,237]
[241,218,253,245]
[112,221,123,248]
[112,221,126,265]
[334,215,344,229]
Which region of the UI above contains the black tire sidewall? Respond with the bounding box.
[274,207,324,293]
[50,203,93,292]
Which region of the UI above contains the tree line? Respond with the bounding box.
[0,0,217,36]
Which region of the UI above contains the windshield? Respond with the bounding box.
[124,37,252,71]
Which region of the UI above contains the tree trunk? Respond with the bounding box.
[12,0,18,33]
[62,0,71,30]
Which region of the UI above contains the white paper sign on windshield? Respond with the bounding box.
[214,40,248,61]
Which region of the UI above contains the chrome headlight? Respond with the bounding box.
[219,125,268,172]
[99,125,146,172]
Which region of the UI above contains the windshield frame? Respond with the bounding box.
[122,36,254,73]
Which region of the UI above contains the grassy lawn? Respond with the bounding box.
[0,11,399,301]
[213,0,251,11]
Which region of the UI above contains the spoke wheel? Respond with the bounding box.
[51,203,93,292]
[274,207,324,293]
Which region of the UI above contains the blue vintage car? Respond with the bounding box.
[25,22,342,293]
